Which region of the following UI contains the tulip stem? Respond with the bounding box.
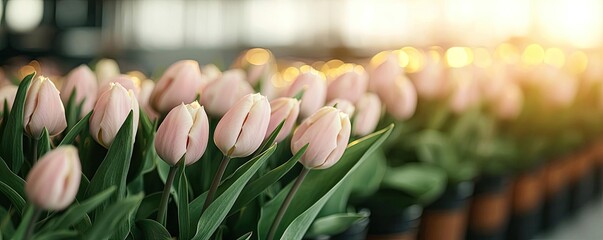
[24,207,42,240]
[267,167,310,240]
[32,139,38,163]
[203,155,231,212]
[157,165,178,225]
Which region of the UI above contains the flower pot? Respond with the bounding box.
[466,175,511,240]
[418,181,474,240]
[367,204,422,240]
[507,167,543,240]
[332,216,370,240]
[593,140,603,199]
[541,158,570,230]
[567,151,593,215]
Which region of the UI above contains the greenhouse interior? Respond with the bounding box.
[1,0,603,240]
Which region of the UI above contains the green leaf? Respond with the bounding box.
[0,206,15,237]
[0,181,26,216]
[191,145,277,240]
[0,157,26,215]
[236,232,253,240]
[37,128,51,157]
[83,194,143,240]
[306,212,368,238]
[382,163,447,204]
[254,120,285,157]
[11,206,34,240]
[258,125,393,240]
[1,73,34,172]
[176,160,190,240]
[135,219,172,240]
[59,112,92,146]
[65,89,79,132]
[85,112,135,215]
[230,145,307,215]
[34,230,78,240]
[43,186,116,231]
[135,192,162,220]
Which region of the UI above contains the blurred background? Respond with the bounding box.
[1,0,603,74]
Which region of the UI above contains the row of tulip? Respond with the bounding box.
[1,44,601,239]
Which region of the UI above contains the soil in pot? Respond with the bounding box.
[418,181,474,240]
[466,175,511,240]
[507,167,543,240]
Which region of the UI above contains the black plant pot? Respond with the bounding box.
[541,185,569,231]
[594,163,603,199]
[466,175,511,240]
[568,169,594,215]
[364,192,422,240]
[331,216,370,240]
[506,168,543,240]
[418,181,474,240]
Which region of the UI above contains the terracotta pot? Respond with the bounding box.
[418,181,473,240]
[507,167,543,240]
[466,175,511,240]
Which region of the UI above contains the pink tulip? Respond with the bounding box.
[0,84,18,111]
[284,71,327,119]
[138,79,159,120]
[90,83,140,148]
[327,70,368,103]
[327,98,356,117]
[200,69,254,117]
[150,60,204,113]
[410,58,446,100]
[155,101,209,165]
[291,106,351,169]
[353,93,382,137]
[25,146,81,210]
[448,70,481,114]
[61,65,98,115]
[98,75,140,98]
[95,59,120,85]
[493,83,523,120]
[233,48,275,86]
[368,52,401,94]
[24,76,67,138]
[266,97,300,142]
[384,76,417,120]
[214,93,271,158]
[201,64,222,84]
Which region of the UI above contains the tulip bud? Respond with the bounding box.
[200,69,254,117]
[61,65,98,115]
[448,70,481,114]
[98,75,140,98]
[327,98,355,117]
[95,59,120,85]
[90,83,140,148]
[493,83,523,120]
[214,93,271,158]
[151,60,204,113]
[353,93,382,137]
[327,70,368,103]
[368,51,401,94]
[410,57,446,100]
[384,76,417,120]
[0,84,18,112]
[201,64,222,83]
[24,76,67,138]
[291,106,351,169]
[138,79,159,120]
[284,71,327,119]
[267,97,300,142]
[155,101,209,165]
[25,146,81,210]
[233,48,275,86]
